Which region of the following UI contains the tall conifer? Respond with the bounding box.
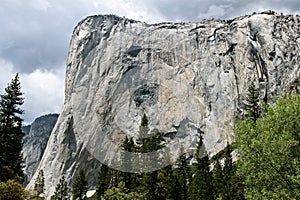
[72,169,88,200]
[0,74,24,182]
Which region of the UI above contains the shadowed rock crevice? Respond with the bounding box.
[127,45,142,57]
[133,84,159,107]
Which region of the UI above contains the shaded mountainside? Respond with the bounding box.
[28,11,299,198]
[22,113,59,183]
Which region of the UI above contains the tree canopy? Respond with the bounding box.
[235,93,300,199]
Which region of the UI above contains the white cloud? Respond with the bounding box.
[200,4,233,19]
[31,0,51,11]
[20,67,65,124]
[91,0,165,22]
[0,59,65,124]
[0,59,15,93]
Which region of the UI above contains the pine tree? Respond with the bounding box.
[135,114,165,200]
[96,164,110,199]
[243,81,261,122]
[212,147,245,200]
[108,167,120,189]
[0,74,24,182]
[72,169,88,200]
[96,163,121,199]
[156,164,179,200]
[222,144,234,200]
[34,170,45,196]
[174,147,189,200]
[120,136,135,192]
[188,135,214,200]
[153,147,176,200]
[51,176,70,200]
[213,159,224,199]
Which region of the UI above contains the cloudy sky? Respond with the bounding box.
[0,0,299,124]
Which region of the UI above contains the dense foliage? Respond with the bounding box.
[0,179,28,200]
[235,93,300,199]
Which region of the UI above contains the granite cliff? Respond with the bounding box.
[28,11,300,197]
[22,114,59,183]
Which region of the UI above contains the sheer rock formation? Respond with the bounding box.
[28,11,300,197]
[22,114,59,183]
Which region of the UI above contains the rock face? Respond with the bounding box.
[22,114,59,183]
[28,12,300,197]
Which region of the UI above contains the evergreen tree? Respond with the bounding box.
[243,81,261,122]
[34,170,45,196]
[138,171,158,200]
[96,163,120,199]
[174,148,189,200]
[108,167,120,189]
[72,169,88,200]
[188,135,214,200]
[120,136,135,192]
[212,148,245,200]
[0,74,24,182]
[135,114,165,200]
[51,176,70,200]
[96,164,110,199]
[156,165,179,200]
[230,169,246,200]
[213,159,224,199]
[154,147,176,200]
[222,144,234,200]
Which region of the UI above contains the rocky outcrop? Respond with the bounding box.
[22,114,59,183]
[28,12,300,197]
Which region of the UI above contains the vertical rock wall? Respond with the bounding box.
[28,12,300,198]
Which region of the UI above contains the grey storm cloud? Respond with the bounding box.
[0,0,299,123]
[151,0,300,21]
[1,0,299,73]
[0,0,94,73]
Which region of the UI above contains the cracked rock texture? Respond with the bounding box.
[27,11,300,198]
[22,114,59,183]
